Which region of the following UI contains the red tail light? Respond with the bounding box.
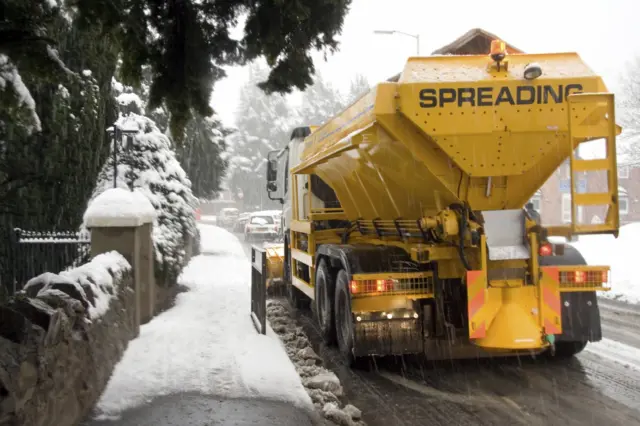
[539,243,553,256]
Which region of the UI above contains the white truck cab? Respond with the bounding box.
[266,127,325,241]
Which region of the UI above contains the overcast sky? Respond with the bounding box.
[210,0,640,127]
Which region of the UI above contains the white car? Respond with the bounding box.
[244,213,279,241]
[218,207,239,229]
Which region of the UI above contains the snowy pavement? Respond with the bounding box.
[88,224,315,424]
[571,222,640,304]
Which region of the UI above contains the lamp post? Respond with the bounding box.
[373,29,420,55]
[106,123,138,189]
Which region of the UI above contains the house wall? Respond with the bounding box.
[537,161,640,226]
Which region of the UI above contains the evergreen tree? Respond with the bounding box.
[72,0,353,137]
[347,73,371,104]
[113,66,230,200]
[0,4,120,296]
[176,115,230,200]
[89,112,198,284]
[225,62,294,209]
[299,72,345,126]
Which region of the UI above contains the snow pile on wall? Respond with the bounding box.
[0,251,137,426]
[88,112,198,283]
[84,187,156,227]
[23,251,131,319]
[266,299,365,426]
[572,222,640,304]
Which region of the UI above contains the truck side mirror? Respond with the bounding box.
[267,159,278,182]
[267,181,278,192]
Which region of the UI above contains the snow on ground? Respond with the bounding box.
[571,222,640,304]
[585,338,640,373]
[93,224,312,420]
[199,215,217,225]
[267,300,365,426]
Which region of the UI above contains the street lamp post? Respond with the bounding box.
[373,29,420,55]
[106,123,138,189]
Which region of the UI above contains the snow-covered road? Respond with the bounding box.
[88,225,314,424]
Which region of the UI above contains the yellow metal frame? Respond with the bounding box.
[289,172,317,299]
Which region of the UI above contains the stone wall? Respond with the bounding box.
[0,252,136,426]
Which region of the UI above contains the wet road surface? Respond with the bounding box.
[240,237,640,426]
[294,300,640,426]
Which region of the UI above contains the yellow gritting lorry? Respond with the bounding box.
[264,40,621,365]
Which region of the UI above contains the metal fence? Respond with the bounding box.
[250,245,267,334]
[2,228,91,297]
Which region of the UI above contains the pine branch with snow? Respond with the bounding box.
[0,55,41,134]
[89,112,198,284]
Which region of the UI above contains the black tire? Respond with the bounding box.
[285,235,309,310]
[315,258,336,345]
[553,340,588,358]
[540,245,592,358]
[334,269,355,366]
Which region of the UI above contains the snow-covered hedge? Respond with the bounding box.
[87,112,198,284]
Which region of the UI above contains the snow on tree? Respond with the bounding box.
[113,67,230,200]
[175,114,230,201]
[88,111,198,284]
[617,56,640,166]
[225,61,296,209]
[0,55,41,134]
[347,73,371,104]
[299,73,345,126]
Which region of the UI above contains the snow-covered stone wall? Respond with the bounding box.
[0,252,137,426]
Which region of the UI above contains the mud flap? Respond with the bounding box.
[353,319,422,357]
[539,267,562,337]
[556,291,602,342]
[466,270,488,340]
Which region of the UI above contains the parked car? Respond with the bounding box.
[218,207,239,229]
[244,213,279,241]
[234,212,250,233]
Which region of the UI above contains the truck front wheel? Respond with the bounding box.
[334,269,355,366]
[314,259,336,345]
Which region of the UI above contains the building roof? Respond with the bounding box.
[431,28,524,55]
[386,28,523,82]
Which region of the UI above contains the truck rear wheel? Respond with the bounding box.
[553,341,588,358]
[334,269,355,366]
[314,259,336,345]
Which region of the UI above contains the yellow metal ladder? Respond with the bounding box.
[567,92,620,236]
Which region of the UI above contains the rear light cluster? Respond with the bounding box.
[350,279,396,294]
[559,270,608,285]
